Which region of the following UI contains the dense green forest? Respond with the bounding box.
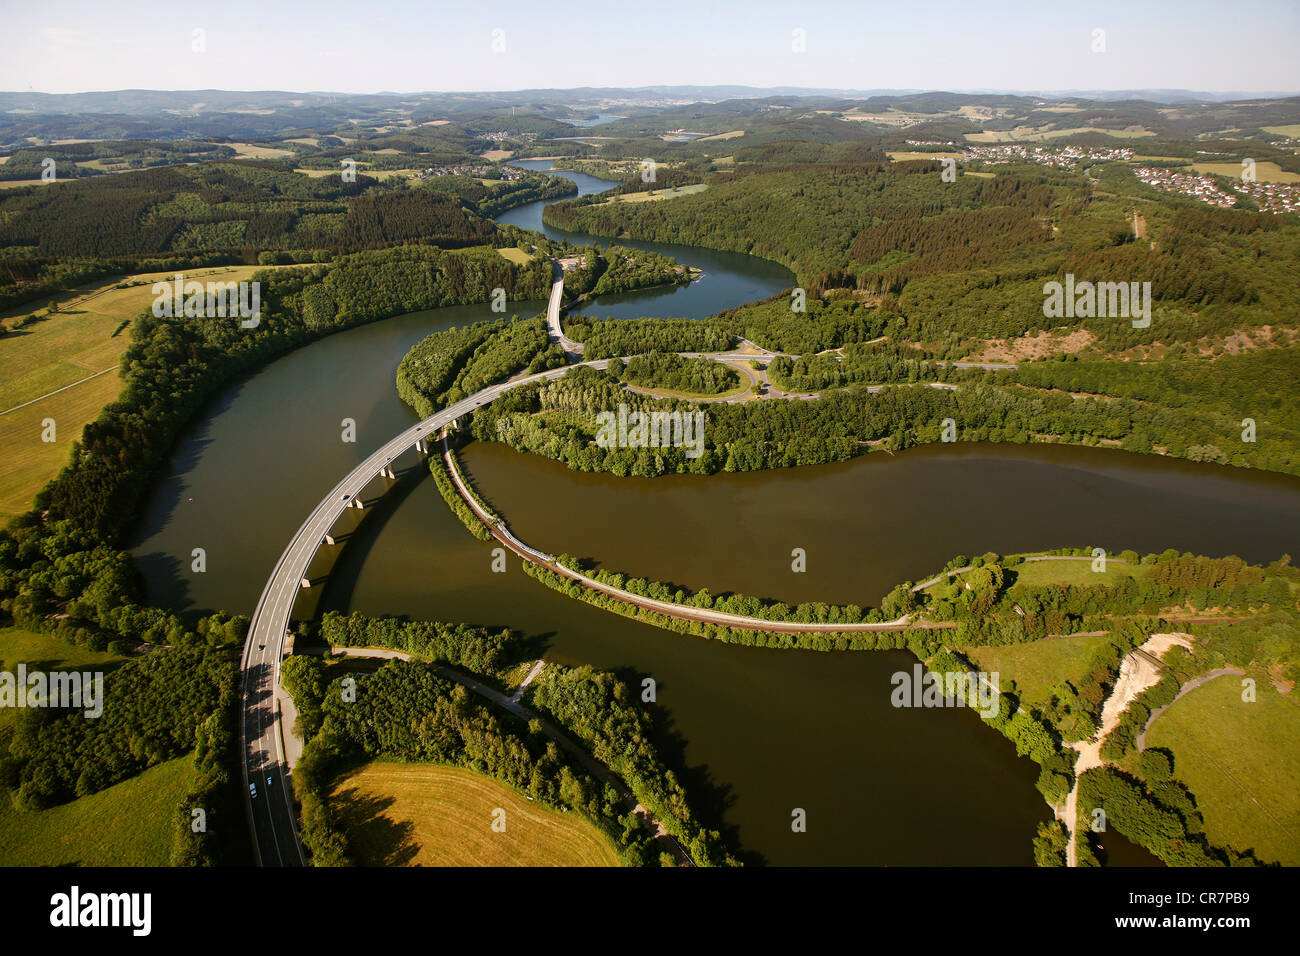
[621,351,740,395]
[0,244,554,657]
[3,91,1299,870]
[2,647,235,809]
[0,162,506,259]
[0,140,238,180]
[565,315,734,358]
[544,152,1300,349]
[280,621,737,866]
[455,355,1300,478]
[561,244,692,299]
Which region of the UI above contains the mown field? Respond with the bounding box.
[331,762,622,867]
[0,265,275,523]
[1144,673,1300,865]
[0,754,194,866]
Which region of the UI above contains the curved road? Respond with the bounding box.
[241,273,1004,866]
[443,441,939,635]
[241,342,606,865]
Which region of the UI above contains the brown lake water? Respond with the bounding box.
[129,164,1299,865]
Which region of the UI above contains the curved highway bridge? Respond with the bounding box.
[240,270,993,865]
[243,271,629,866]
[241,356,596,865]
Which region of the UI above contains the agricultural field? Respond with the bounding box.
[0,265,274,523]
[1192,160,1300,183]
[1144,673,1300,865]
[0,754,195,866]
[330,762,622,867]
[226,142,295,159]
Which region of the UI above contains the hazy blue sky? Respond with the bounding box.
[3,0,1297,95]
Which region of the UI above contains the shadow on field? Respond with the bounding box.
[331,787,418,866]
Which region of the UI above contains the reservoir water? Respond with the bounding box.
[132,162,1300,864]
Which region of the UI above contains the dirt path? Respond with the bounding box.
[510,659,546,703]
[1061,632,1192,866]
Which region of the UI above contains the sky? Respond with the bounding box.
[2,0,1298,96]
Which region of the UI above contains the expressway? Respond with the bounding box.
[240,345,598,865]
[545,260,584,357]
[240,272,1000,865]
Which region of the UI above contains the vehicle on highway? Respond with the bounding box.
[249,782,257,798]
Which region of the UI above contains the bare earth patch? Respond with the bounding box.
[963,328,1095,363]
[1197,325,1298,356]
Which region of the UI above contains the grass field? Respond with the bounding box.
[1145,674,1300,865]
[0,628,127,738]
[496,247,534,266]
[227,142,295,160]
[963,633,1115,706]
[603,183,709,204]
[0,754,194,866]
[1008,557,1141,590]
[0,626,125,673]
[331,762,622,867]
[1261,124,1300,138]
[923,555,1139,598]
[0,265,276,523]
[1192,160,1300,183]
